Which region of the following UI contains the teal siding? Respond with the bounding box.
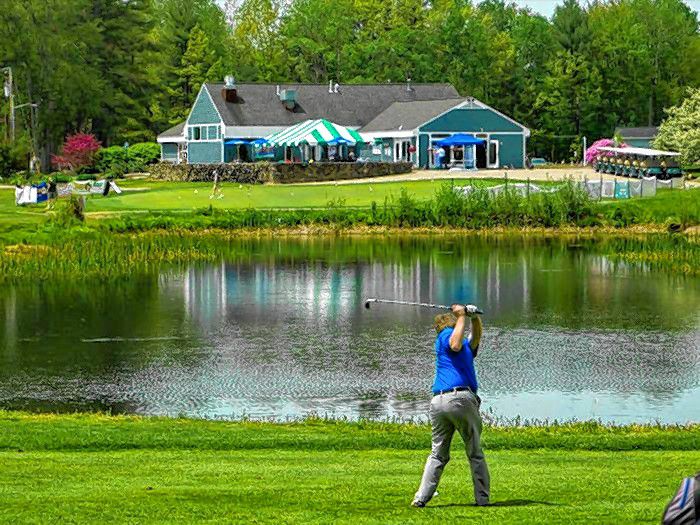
[224,144,235,162]
[161,143,178,161]
[188,142,222,163]
[418,133,525,168]
[491,134,524,168]
[418,135,430,167]
[420,108,522,133]
[417,106,527,168]
[188,87,222,125]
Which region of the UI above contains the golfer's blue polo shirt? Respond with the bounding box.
[432,327,479,395]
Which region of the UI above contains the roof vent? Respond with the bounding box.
[279,89,296,111]
[222,75,238,103]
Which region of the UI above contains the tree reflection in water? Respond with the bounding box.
[0,235,698,424]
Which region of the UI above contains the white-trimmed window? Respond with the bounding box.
[189,125,220,141]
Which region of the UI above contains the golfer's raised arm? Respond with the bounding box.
[449,304,468,351]
[469,315,482,353]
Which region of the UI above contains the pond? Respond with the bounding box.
[1,235,698,424]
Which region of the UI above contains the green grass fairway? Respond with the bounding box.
[0,178,508,218]
[1,413,698,524]
[86,178,502,212]
[601,187,700,223]
[1,179,696,229]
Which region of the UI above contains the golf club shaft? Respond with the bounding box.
[365,298,483,315]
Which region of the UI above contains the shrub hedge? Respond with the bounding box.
[95,142,161,177]
[148,161,413,184]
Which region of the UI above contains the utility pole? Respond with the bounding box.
[2,67,14,141]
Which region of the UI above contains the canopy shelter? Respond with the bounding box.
[598,146,680,157]
[434,133,486,147]
[224,138,255,162]
[327,137,353,145]
[594,145,682,179]
[433,133,486,170]
[265,119,366,147]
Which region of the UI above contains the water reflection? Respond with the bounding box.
[1,235,698,424]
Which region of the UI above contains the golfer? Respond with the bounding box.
[412,304,490,507]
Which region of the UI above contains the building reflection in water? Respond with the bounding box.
[1,236,698,424]
[166,237,699,424]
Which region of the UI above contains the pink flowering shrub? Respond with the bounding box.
[585,138,627,165]
[52,133,102,171]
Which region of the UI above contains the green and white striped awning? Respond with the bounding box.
[264,119,366,146]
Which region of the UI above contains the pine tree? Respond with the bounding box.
[178,25,224,117]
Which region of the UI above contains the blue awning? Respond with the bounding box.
[434,134,486,147]
[224,139,251,145]
[327,137,352,145]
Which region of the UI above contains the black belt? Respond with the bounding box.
[435,386,475,396]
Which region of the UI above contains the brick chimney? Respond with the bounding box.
[279,89,296,111]
[222,75,238,103]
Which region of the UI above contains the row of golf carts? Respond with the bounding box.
[593,147,683,179]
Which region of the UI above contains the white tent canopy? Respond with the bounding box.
[264,119,367,147]
[598,146,680,157]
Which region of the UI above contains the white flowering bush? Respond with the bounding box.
[654,88,700,166]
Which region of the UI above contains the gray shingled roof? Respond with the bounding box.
[360,98,465,132]
[204,83,460,128]
[158,121,185,138]
[615,126,658,138]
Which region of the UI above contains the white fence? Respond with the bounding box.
[456,176,686,200]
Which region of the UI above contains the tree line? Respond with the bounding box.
[1,0,698,168]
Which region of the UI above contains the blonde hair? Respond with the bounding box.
[434,313,457,333]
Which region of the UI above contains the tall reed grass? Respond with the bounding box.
[0,182,697,281]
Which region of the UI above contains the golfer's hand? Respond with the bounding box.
[465,304,480,317]
[451,304,467,317]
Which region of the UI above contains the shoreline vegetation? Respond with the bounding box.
[1,412,698,523]
[1,228,698,282]
[2,411,699,452]
[0,181,698,281]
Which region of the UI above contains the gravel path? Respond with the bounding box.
[300,167,612,185]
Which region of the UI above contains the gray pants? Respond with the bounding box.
[415,389,490,505]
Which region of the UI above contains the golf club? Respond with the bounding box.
[364,298,483,315]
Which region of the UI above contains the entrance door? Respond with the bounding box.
[394,140,411,162]
[475,144,487,168]
[487,140,499,168]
